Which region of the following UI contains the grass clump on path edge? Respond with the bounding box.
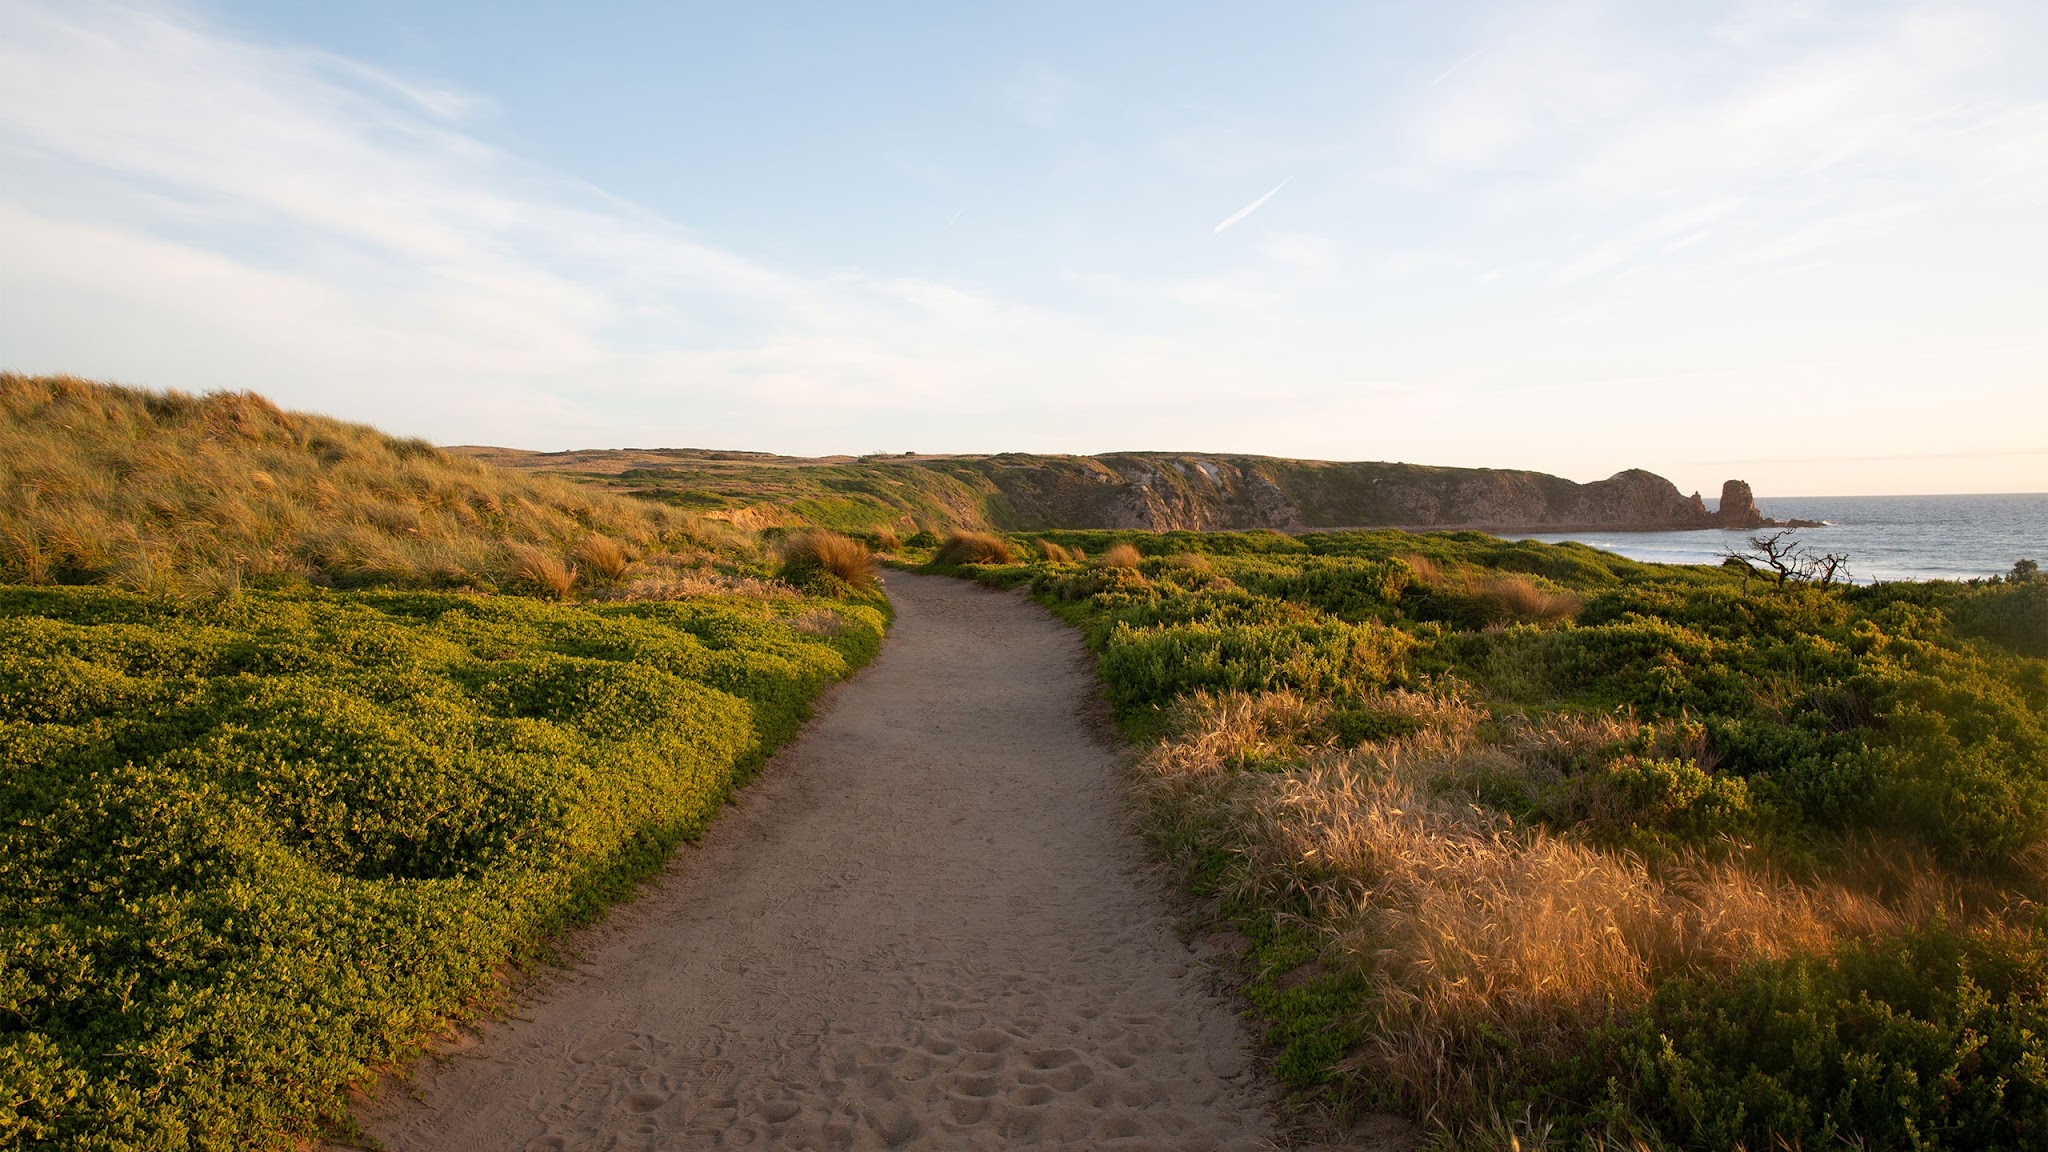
[941,529,2048,1150]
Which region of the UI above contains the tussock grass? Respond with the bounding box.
[1401,553,1581,623]
[1479,572,1582,621]
[574,534,633,582]
[933,531,1013,566]
[0,374,717,595]
[778,530,875,591]
[1096,541,1144,569]
[509,542,578,599]
[1036,538,1078,564]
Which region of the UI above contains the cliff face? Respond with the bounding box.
[971,454,1726,533]
[461,445,1766,534]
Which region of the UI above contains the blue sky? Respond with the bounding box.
[2,0,2044,495]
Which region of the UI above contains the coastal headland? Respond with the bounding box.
[454,447,1822,535]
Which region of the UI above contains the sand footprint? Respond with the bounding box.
[959,1028,1011,1054]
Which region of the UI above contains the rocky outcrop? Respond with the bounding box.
[1708,479,1822,531]
[1711,480,1764,528]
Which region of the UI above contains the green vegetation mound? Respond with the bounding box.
[0,584,883,1149]
[939,528,2048,1150]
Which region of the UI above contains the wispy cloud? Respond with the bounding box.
[0,0,1132,448]
[1398,1,2048,281]
[1212,178,1291,234]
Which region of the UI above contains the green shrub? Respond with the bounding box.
[0,584,882,1151]
[1573,922,2048,1151]
[1563,755,1756,843]
[1957,582,2048,658]
[1098,618,1410,712]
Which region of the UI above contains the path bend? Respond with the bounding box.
[358,572,1351,1151]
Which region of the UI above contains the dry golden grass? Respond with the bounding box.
[1397,553,1442,585]
[508,543,578,599]
[1480,573,1583,621]
[869,526,903,552]
[1096,541,1144,569]
[596,566,798,603]
[779,530,875,588]
[574,534,632,582]
[934,531,1013,566]
[1036,539,1077,564]
[0,374,725,595]
[1398,554,1581,622]
[787,608,848,638]
[1137,690,1915,1133]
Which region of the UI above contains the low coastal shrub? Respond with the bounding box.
[1956,580,2048,658]
[945,527,2048,1148]
[0,583,885,1151]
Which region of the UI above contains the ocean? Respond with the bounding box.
[1522,493,2048,583]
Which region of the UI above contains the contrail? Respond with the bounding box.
[1433,47,1485,85]
[1212,177,1291,234]
[945,206,965,230]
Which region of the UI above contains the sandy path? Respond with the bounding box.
[356,572,1372,1151]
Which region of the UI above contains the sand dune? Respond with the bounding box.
[351,572,1407,1150]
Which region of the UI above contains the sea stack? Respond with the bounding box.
[1711,479,1765,529]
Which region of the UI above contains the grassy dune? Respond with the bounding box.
[0,378,886,1150]
[0,374,761,598]
[933,529,2048,1150]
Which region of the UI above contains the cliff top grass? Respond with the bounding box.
[0,374,768,600]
